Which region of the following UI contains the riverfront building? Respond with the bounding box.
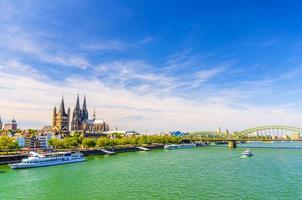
[14,132,54,149]
[24,136,37,149]
[52,98,70,135]
[3,119,18,131]
[37,133,52,149]
[15,136,25,148]
[52,95,110,135]
[70,95,110,133]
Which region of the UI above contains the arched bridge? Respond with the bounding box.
[179,125,302,148]
[235,125,302,136]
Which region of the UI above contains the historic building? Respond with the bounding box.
[82,112,110,133]
[52,95,110,134]
[52,98,70,134]
[71,95,88,131]
[71,95,110,133]
[3,118,18,131]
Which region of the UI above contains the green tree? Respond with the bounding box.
[109,132,124,139]
[49,138,64,149]
[82,138,96,148]
[96,137,110,147]
[0,136,19,150]
[63,137,81,149]
[28,129,37,136]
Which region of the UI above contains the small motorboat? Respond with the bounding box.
[241,149,253,158]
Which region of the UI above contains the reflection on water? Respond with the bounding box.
[238,141,302,149]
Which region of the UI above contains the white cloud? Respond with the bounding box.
[140,37,153,44]
[93,56,235,99]
[262,39,279,46]
[0,62,302,133]
[82,36,153,52]
[195,68,224,80]
[0,60,41,77]
[82,40,127,51]
[242,38,279,47]
[0,23,90,70]
[50,55,90,70]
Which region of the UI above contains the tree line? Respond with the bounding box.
[49,134,182,149]
[0,136,19,151]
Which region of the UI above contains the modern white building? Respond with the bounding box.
[38,133,52,149]
[124,131,140,137]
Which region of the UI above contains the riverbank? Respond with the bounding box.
[0,144,165,165]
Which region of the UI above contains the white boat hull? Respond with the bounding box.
[241,149,253,158]
[241,155,253,158]
[164,144,196,150]
[9,158,86,169]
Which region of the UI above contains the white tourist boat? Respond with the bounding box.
[241,149,253,158]
[9,151,85,169]
[164,143,196,150]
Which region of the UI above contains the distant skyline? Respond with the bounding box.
[1,1,302,132]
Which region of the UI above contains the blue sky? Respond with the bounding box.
[1,0,302,132]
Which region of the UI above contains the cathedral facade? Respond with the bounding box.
[52,95,109,134]
[71,95,89,131]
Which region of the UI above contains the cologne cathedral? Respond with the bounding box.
[52,95,110,134]
[71,95,88,131]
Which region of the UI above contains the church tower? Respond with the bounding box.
[52,107,57,128]
[71,94,83,131]
[52,98,70,134]
[92,109,96,121]
[82,95,89,121]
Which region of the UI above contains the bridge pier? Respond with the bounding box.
[228,140,237,148]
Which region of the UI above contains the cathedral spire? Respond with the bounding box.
[75,94,80,110]
[83,95,87,111]
[92,108,96,121]
[59,97,66,115]
[82,95,88,120]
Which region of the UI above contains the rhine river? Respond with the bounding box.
[1,142,302,200]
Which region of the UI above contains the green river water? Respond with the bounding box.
[1,142,302,200]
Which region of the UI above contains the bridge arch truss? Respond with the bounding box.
[236,125,302,136]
